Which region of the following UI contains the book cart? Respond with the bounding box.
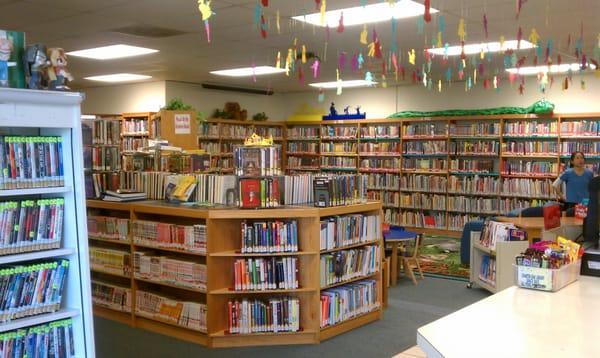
[86,199,383,347]
[0,88,95,356]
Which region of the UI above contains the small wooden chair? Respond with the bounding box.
[400,234,424,285]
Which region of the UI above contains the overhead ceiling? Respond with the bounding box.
[5,0,600,92]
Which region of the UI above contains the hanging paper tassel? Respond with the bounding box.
[446,68,452,83]
[438,79,442,92]
[351,53,359,72]
[408,49,416,65]
[357,53,364,69]
[275,51,281,68]
[557,54,562,66]
[374,38,382,59]
[508,72,517,84]
[336,68,342,95]
[310,60,320,78]
[204,20,211,43]
[285,49,292,76]
[337,12,344,33]
[391,53,398,74]
[315,0,321,11]
[368,42,375,58]
[493,75,499,90]
[424,0,432,23]
[412,71,418,84]
[417,17,424,35]
[360,25,368,45]
[260,14,267,38]
[528,28,540,45]
[338,52,347,71]
[437,32,443,48]
[545,39,553,64]
[582,53,588,69]
[516,0,528,18]
[382,74,388,88]
[511,52,517,66]
[320,0,326,26]
[253,4,261,27]
[298,66,304,84]
[562,77,569,90]
[276,10,281,34]
[518,83,525,95]
[197,0,214,43]
[517,27,523,49]
[318,88,324,102]
[302,45,307,64]
[483,14,489,39]
[400,66,406,81]
[458,19,466,42]
[365,72,373,82]
[262,0,268,6]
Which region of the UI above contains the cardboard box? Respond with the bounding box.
[514,261,581,292]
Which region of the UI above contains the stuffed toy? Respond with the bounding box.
[23,44,49,90]
[46,48,73,91]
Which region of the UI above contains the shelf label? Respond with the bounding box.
[174,114,191,134]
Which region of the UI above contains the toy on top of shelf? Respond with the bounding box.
[0,36,12,87]
[23,44,49,90]
[46,48,73,91]
[323,102,366,120]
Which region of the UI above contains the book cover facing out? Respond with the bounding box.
[240,178,261,208]
[0,30,25,88]
[314,177,331,207]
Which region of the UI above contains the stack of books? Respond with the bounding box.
[102,189,147,202]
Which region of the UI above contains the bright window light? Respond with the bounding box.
[309,80,377,89]
[84,73,152,82]
[428,40,535,56]
[210,66,287,77]
[67,44,158,60]
[292,0,438,27]
[506,63,597,75]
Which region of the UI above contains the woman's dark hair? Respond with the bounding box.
[569,151,585,168]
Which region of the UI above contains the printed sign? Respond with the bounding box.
[517,266,552,291]
[174,114,191,134]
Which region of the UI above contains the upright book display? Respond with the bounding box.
[0,88,95,357]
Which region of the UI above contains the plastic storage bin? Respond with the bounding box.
[514,261,581,292]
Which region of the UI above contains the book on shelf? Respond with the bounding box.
[319,214,381,251]
[0,198,64,255]
[400,174,448,192]
[88,215,129,243]
[89,247,131,276]
[164,175,196,203]
[233,257,298,291]
[479,255,496,285]
[241,220,298,253]
[320,279,378,328]
[136,290,207,332]
[320,245,380,287]
[132,220,207,254]
[102,191,147,202]
[0,318,75,358]
[503,120,557,136]
[133,251,207,291]
[92,280,132,313]
[227,297,300,334]
[238,177,282,209]
[313,175,367,207]
[0,259,69,322]
[0,136,64,189]
[479,220,527,250]
[283,175,314,205]
[234,145,282,177]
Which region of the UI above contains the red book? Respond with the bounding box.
[543,203,561,230]
[240,179,261,208]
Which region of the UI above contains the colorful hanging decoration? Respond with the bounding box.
[445,68,452,83]
[351,53,359,72]
[392,52,399,77]
[417,17,424,35]
[458,60,464,80]
[408,49,416,65]
[276,10,281,34]
[437,32,443,48]
[315,0,321,10]
[261,0,268,6]
[365,71,373,82]
[528,28,540,45]
[320,0,326,26]
[545,39,553,64]
[318,88,325,102]
[493,75,499,90]
[517,27,523,49]
[516,0,527,18]
[253,4,261,26]
[310,59,320,78]
[382,74,388,88]
[275,51,281,68]
[298,65,304,84]
[336,68,342,95]
[338,52,347,71]
[260,14,267,38]
[562,77,569,90]
[458,18,466,42]
[357,53,364,69]
[337,12,344,33]
[197,0,214,43]
[285,49,292,76]
[424,0,432,23]
[438,79,442,92]
[483,14,489,39]
[301,45,307,64]
[360,25,368,45]
[518,83,525,95]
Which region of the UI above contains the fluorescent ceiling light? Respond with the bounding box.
[428,40,535,56]
[67,44,158,60]
[506,63,597,75]
[309,80,377,89]
[292,0,438,27]
[210,66,286,77]
[84,73,152,82]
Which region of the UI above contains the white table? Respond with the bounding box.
[417,276,600,358]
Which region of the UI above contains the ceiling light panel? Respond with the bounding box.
[210,66,286,77]
[309,80,377,89]
[84,73,152,82]
[67,45,158,60]
[428,40,535,56]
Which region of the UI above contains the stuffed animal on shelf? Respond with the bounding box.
[0,37,13,87]
[23,44,49,90]
[46,48,73,91]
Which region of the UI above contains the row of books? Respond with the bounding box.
[321,143,356,154]
[91,280,131,312]
[320,280,378,328]
[560,141,600,154]
[501,178,554,198]
[239,177,282,208]
[448,175,498,194]
[479,220,526,250]
[121,137,148,152]
[283,174,314,205]
[559,120,600,136]
[399,193,446,210]
[450,140,499,155]
[286,156,319,170]
[320,214,381,251]
[359,142,400,154]
[234,146,282,177]
[85,117,120,145]
[133,252,207,290]
[383,208,401,226]
[395,211,446,229]
[86,172,120,199]
[447,197,499,214]
[402,158,447,171]
[359,158,401,171]
[220,124,253,139]
[503,141,558,155]
[320,156,356,168]
[233,257,298,291]
[479,255,496,286]
[501,161,558,176]
[367,190,398,206]
[227,297,300,334]
[0,260,68,322]
[313,175,367,207]
[449,122,500,136]
[122,153,154,172]
[503,121,557,136]
[89,247,130,276]
[366,173,400,190]
[360,125,399,138]
[450,159,495,173]
[287,142,318,153]
[198,141,220,154]
[0,136,64,189]
[88,146,120,171]
[400,174,447,192]
[402,123,447,137]
[254,126,283,139]
[121,119,149,135]
[502,198,552,212]
[0,318,75,358]
[0,199,63,255]
[320,245,380,288]
[87,215,129,243]
[403,141,447,154]
[448,214,482,231]
[135,290,207,332]
[132,220,207,254]
[287,126,319,139]
[198,122,219,137]
[322,125,358,138]
[241,220,298,253]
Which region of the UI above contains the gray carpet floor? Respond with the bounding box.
[93,278,490,358]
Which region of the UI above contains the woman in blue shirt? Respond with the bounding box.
[553,151,594,208]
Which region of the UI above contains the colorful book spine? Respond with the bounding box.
[398,211,446,229]
[400,174,447,192]
[399,193,446,210]
[502,140,558,155]
[559,120,600,136]
[560,141,600,155]
[240,220,298,253]
[227,297,300,334]
[132,220,206,254]
[319,214,381,251]
[500,178,553,198]
[320,156,357,169]
[0,260,69,322]
[320,142,356,153]
[503,121,557,136]
[0,198,64,255]
[320,245,380,287]
[366,173,400,190]
[402,158,447,171]
[360,125,399,138]
[450,140,499,155]
[359,158,401,172]
[403,140,447,154]
[133,252,207,290]
[448,175,499,194]
[287,142,319,153]
[449,122,500,136]
[450,159,495,173]
[501,160,558,176]
[287,126,320,139]
[448,213,482,231]
[447,196,499,214]
[320,279,378,328]
[233,257,298,291]
[500,198,552,213]
[254,126,283,139]
[92,118,121,145]
[313,175,367,207]
[234,145,282,177]
[402,122,447,137]
[367,190,399,206]
[358,142,400,154]
[321,125,357,138]
[287,156,319,170]
[198,122,220,138]
[91,280,132,312]
[121,119,148,135]
[479,255,496,286]
[89,247,131,276]
[135,290,207,332]
[0,318,75,358]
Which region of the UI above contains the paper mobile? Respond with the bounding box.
[198,0,214,43]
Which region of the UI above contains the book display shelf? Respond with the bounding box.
[86,199,383,347]
[0,88,95,357]
[82,114,121,199]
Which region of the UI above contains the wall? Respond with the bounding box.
[165,81,289,121]
[81,81,166,114]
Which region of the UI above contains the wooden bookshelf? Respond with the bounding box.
[86,200,383,347]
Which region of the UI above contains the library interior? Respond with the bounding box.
[2,0,600,357]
